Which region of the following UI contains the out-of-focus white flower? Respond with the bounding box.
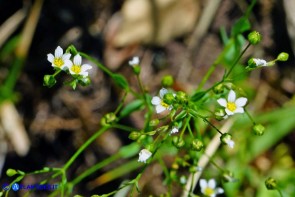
[217,90,247,116]
[170,126,179,134]
[138,149,152,163]
[151,88,172,113]
[253,58,267,67]
[200,179,224,197]
[68,54,92,77]
[128,56,140,66]
[47,46,72,69]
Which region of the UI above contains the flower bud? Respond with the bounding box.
[149,119,159,127]
[213,84,225,94]
[6,169,17,177]
[176,91,188,104]
[220,133,235,148]
[43,75,56,88]
[172,136,185,148]
[79,77,91,86]
[265,177,277,190]
[191,139,204,151]
[163,92,175,105]
[100,113,117,126]
[132,65,141,75]
[161,75,174,87]
[277,52,289,62]
[222,170,235,182]
[248,31,262,45]
[179,175,187,185]
[171,163,179,170]
[215,108,226,121]
[253,124,265,136]
[129,131,141,140]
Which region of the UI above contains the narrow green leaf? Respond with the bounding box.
[119,99,144,118]
[112,74,129,90]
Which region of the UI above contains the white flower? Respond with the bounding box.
[170,126,179,134]
[224,138,235,148]
[217,90,247,116]
[138,149,152,163]
[68,54,92,77]
[47,46,72,69]
[200,179,224,197]
[151,88,172,113]
[253,58,267,67]
[128,56,140,66]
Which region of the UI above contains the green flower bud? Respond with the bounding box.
[172,136,185,148]
[220,133,234,148]
[170,170,178,181]
[265,177,277,190]
[247,58,257,68]
[128,131,141,140]
[171,163,179,170]
[6,169,17,177]
[43,75,56,88]
[149,119,159,127]
[253,124,265,136]
[176,91,188,104]
[222,170,235,182]
[161,75,174,87]
[79,77,91,86]
[163,92,175,105]
[248,31,262,45]
[213,83,225,94]
[132,65,141,75]
[215,108,226,121]
[100,113,117,126]
[277,52,289,62]
[191,139,204,151]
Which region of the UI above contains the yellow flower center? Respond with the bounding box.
[204,187,215,196]
[161,101,169,108]
[227,102,237,112]
[71,65,81,74]
[53,58,64,67]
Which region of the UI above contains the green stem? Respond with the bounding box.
[114,91,128,115]
[245,109,256,124]
[225,43,251,78]
[63,126,110,171]
[277,188,284,197]
[79,52,113,77]
[197,61,220,90]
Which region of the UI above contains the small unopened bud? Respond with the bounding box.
[222,170,235,182]
[253,124,265,136]
[248,31,262,45]
[176,91,188,104]
[132,65,141,75]
[149,119,159,127]
[215,108,226,121]
[213,84,225,94]
[220,133,235,148]
[129,131,141,140]
[172,136,185,148]
[161,75,174,87]
[6,169,17,177]
[265,177,277,190]
[191,139,204,151]
[43,75,56,88]
[163,92,175,105]
[101,113,117,126]
[171,163,179,170]
[80,77,91,86]
[277,52,289,62]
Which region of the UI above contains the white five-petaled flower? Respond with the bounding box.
[200,179,224,197]
[128,56,140,66]
[47,46,72,70]
[253,58,267,67]
[68,54,92,77]
[151,88,172,114]
[170,126,179,134]
[138,149,152,163]
[217,90,247,116]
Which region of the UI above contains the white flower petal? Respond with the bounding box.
[62,53,71,61]
[253,58,267,66]
[73,54,82,65]
[208,179,216,189]
[55,46,63,57]
[170,127,179,134]
[159,88,168,98]
[151,97,161,105]
[228,90,236,102]
[129,56,140,65]
[225,108,234,116]
[227,140,235,148]
[199,179,207,189]
[156,105,166,113]
[47,54,54,63]
[63,59,73,68]
[217,98,227,107]
[235,97,247,107]
[138,149,152,163]
[81,64,92,72]
[216,187,224,194]
[234,107,244,113]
